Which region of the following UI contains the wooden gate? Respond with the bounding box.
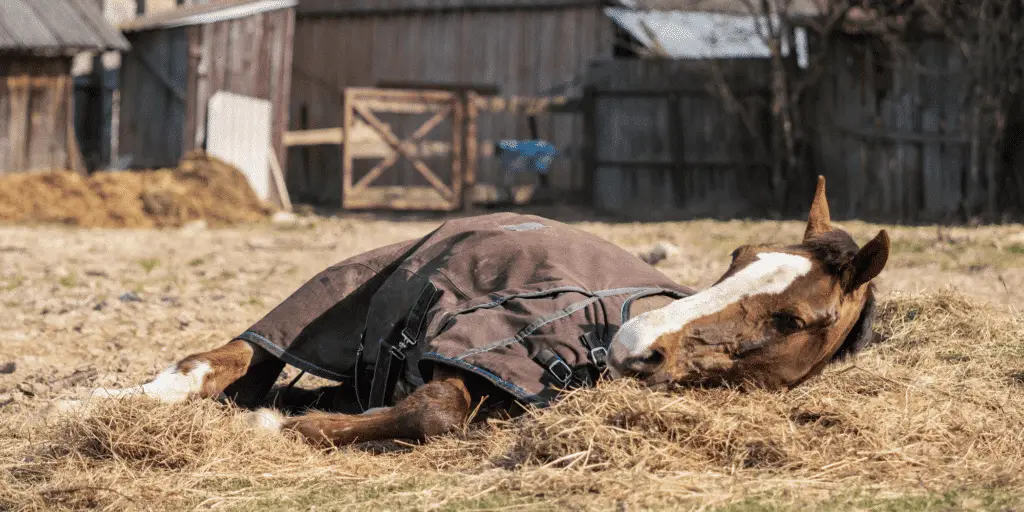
[341,88,464,211]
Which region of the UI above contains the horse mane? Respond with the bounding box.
[797,230,880,361]
[830,286,877,362]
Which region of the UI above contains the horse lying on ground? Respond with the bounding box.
[50,176,889,448]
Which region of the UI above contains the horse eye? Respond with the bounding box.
[772,313,805,334]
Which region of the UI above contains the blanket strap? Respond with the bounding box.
[367,281,441,409]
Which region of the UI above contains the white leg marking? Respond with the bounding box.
[246,408,285,434]
[90,362,212,403]
[611,252,813,360]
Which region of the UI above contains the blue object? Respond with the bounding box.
[496,140,558,174]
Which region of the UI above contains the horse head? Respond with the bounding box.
[608,176,889,390]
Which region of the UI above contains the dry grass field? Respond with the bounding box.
[2,212,1024,511]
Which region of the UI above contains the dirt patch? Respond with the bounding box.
[0,152,275,228]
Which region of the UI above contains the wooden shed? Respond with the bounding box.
[117,0,295,195]
[288,0,618,205]
[0,0,129,174]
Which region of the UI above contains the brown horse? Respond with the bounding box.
[50,176,889,448]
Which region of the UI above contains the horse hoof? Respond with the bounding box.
[246,408,285,434]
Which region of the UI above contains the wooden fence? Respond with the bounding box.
[584,59,773,218]
[809,35,986,222]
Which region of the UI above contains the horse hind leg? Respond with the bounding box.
[249,374,472,447]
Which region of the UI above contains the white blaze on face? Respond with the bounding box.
[610,252,813,370]
[89,361,212,403]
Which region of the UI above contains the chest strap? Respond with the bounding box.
[368,281,441,409]
[533,331,612,390]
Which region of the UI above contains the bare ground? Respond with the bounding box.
[1,214,1023,511]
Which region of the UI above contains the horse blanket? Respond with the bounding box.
[237,213,692,409]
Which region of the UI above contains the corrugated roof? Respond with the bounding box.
[298,0,602,16]
[121,0,298,32]
[613,0,824,17]
[606,7,809,62]
[296,0,824,16]
[0,0,130,55]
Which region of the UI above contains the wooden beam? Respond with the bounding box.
[471,95,574,115]
[375,80,500,96]
[282,127,345,146]
[595,160,771,169]
[268,145,292,211]
[463,91,479,213]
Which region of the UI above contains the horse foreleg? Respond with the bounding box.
[50,340,283,414]
[250,374,472,447]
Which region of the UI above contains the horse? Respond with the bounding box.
[48,176,889,448]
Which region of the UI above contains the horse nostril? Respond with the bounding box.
[645,348,665,367]
[622,348,666,376]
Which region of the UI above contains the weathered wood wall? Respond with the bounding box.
[585,58,773,218]
[118,7,295,177]
[118,27,188,168]
[289,6,611,204]
[809,35,978,222]
[0,57,81,174]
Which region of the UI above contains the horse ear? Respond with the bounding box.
[847,230,890,292]
[804,175,832,241]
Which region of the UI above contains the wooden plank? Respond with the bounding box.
[471,95,573,114]
[942,43,966,216]
[919,39,943,216]
[351,98,452,114]
[348,87,457,103]
[464,90,479,212]
[351,150,400,190]
[341,88,354,207]
[27,77,59,170]
[131,44,187,102]
[66,71,86,175]
[274,8,296,188]
[834,124,968,144]
[191,23,213,150]
[7,76,30,171]
[283,127,345,146]
[268,144,292,211]
[167,28,189,165]
[0,77,10,172]
[450,94,464,210]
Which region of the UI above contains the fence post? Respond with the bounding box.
[668,92,683,210]
[462,91,478,213]
[582,86,597,207]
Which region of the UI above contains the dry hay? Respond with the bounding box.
[2,289,1023,511]
[0,153,275,229]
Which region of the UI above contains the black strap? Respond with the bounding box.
[533,348,574,387]
[578,331,609,370]
[367,281,441,409]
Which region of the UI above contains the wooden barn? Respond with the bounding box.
[0,0,129,174]
[287,0,620,206]
[116,0,295,204]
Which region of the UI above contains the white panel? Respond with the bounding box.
[206,91,273,201]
